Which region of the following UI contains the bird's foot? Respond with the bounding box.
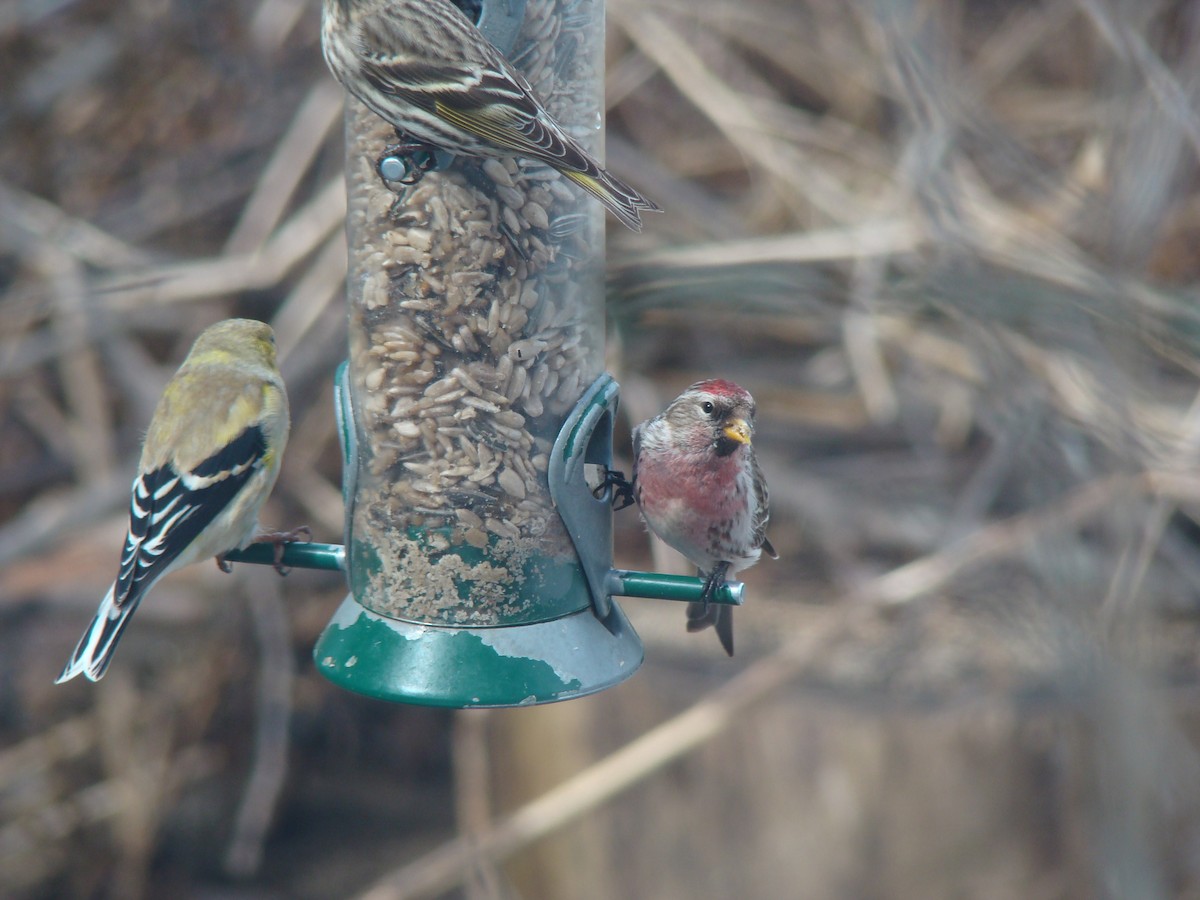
[376,138,439,188]
[698,561,732,609]
[592,466,636,510]
[251,525,313,576]
[687,562,736,655]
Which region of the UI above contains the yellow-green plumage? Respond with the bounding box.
[56,318,290,683]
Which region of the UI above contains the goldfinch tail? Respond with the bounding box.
[56,584,140,683]
[561,168,662,232]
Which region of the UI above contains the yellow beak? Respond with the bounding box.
[723,417,751,445]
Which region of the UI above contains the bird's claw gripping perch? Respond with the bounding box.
[217,526,313,576]
[687,562,735,655]
[254,525,313,575]
[592,466,636,510]
[376,130,440,187]
[696,561,731,612]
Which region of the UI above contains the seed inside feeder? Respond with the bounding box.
[343,0,605,625]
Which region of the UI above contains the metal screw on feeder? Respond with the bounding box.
[226,0,746,707]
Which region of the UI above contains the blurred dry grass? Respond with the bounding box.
[4,0,1200,898]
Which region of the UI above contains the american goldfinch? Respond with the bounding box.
[631,380,776,656]
[320,0,662,231]
[57,319,296,683]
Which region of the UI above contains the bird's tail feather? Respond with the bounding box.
[561,168,661,232]
[686,602,735,657]
[55,584,141,683]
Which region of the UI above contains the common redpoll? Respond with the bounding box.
[56,319,304,683]
[631,380,776,656]
[320,0,662,231]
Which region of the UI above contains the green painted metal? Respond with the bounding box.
[312,594,643,707]
[219,542,741,605]
[607,570,743,605]
[557,375,620,464]
[223,541,346,571]
[548,373,621,618]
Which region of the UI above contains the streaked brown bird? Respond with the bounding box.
[321,0,662,231]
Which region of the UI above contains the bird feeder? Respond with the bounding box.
[322,0,643,706]
[227,0,743,707]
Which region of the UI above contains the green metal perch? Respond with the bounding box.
[223,543,742,606]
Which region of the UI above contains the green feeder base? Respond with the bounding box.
[313,593,644,708]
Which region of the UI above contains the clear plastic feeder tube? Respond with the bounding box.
[343,0,606,627]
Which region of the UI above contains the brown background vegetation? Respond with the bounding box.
[5,0,1200,897]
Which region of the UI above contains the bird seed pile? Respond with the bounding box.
[343,0,606,623]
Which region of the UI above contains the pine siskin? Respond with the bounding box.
[632,380,776,656]
[56,319,304,683]
[321,0,662,231]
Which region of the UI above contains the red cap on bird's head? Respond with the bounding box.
[661,379,758,450]
[687,379,753,404]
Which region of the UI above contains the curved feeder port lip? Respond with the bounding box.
[548,373,621,621]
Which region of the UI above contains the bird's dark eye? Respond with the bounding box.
[701,401,715,415]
